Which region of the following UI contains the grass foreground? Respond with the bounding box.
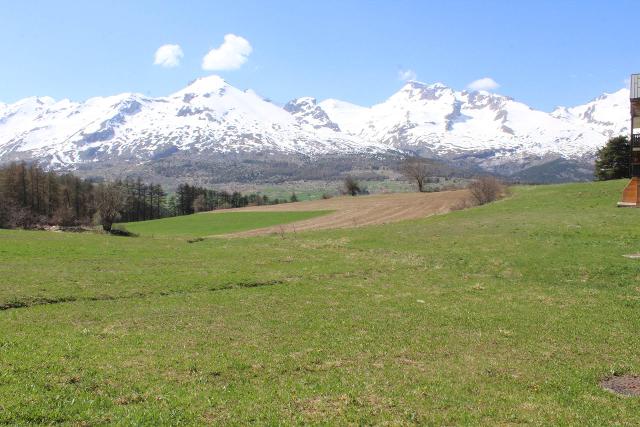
[1,180,640,424]
[120,210,329,237]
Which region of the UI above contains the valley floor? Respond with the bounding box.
[1,180,640,424]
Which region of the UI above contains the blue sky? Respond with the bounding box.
[1,0,637,111]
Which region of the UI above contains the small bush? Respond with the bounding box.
[468,176,505,205]
[321,193,333,199]
[450,197,475,211]
[52,206,77,227]
[0,197,25,229]
[342,176,368,196]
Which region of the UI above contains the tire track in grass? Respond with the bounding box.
[0,280,284,311]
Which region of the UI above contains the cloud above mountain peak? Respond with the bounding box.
[202,34,252,71]
[398,69,417,82]
[467,77,500,91]
[154,44,184,68]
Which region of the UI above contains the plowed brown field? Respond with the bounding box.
[214,189,470,237]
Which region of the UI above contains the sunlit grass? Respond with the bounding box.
[120,210,329,237]
[1,180,640,424]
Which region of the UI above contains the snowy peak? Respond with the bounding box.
[0,77,395,168]
[394,80,455,103]
[0,77,631,181]
[552,88,629,138]
[172,75,229,98]
[319,82,628,163]
[284,97,341,132]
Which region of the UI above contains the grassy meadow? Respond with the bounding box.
[1,180,640,424]
[120,210,328,237]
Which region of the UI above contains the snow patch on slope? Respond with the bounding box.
[0,76,630,176]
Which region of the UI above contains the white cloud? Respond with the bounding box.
[154,44,183,68]
[398,68,417,82]
[202,34,252,71]
[467,77,500,91]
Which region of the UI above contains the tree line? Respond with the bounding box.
[172,183,287,216]
[0,162,289,230]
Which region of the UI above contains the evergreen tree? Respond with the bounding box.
[595,135,631,181]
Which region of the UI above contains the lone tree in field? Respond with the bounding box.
[343,176,361,196]
[95,183,124,231]
[595,135,631,181]
[468,176,504,205]
[401,157,431,192]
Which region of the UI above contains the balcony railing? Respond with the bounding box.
[633,134,640,147]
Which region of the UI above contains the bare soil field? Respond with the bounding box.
[215,189,470,237]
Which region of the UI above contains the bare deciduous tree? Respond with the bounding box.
[94,183,124,231]
[468,176,505,205]
[401,157,431,192]
[192,194,207,213]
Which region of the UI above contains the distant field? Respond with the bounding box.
[120,210,329,237]
[218,178,467,201]
[2,180,640,424]
[224,189,469,237]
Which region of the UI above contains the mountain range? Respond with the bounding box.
[0,75,629,183]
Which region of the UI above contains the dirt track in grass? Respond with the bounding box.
[214,189,470,237]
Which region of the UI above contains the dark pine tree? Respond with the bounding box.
[595,135,631,181]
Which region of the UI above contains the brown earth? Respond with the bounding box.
[213,189,471,237]
[600,375,640,396]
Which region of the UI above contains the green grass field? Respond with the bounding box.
[1,180,640,424]
[120,210,328,237]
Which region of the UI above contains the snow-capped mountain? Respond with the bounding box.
[551,88,628,138]
[284,97,341,132]
[0,75,630,182]
[320,82,629,173]
[0,75,391,169]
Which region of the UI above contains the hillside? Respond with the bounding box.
[1,180,640,424]
[0,76,629,183]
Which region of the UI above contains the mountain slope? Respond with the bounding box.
[0,76,393,170]
[320,82,628,174]
[0,76,630,182]
[551,89,628,138]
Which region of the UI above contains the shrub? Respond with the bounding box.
[94,183,125,231]
[52,206,77,227]
[342,176,363,196]
[450,197,475,211]
[468,176,505,205]
[0,195,15,228]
